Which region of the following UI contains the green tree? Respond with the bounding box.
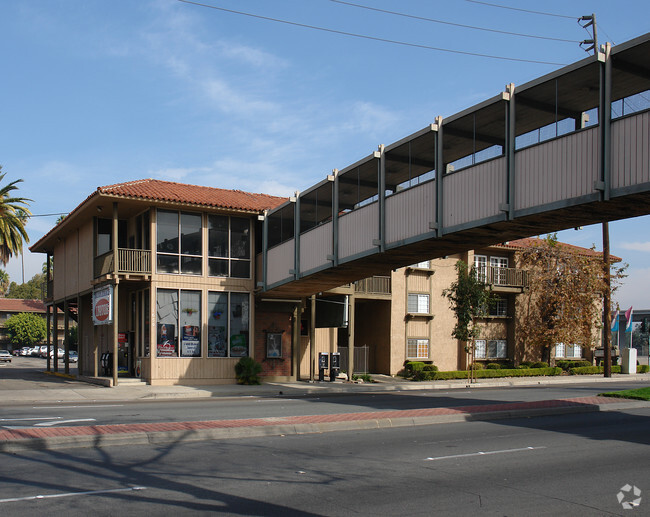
[0,167,32,265]
[5,312,46,347]
[6,272,46,299]
[0,269,9,296]
[443,260,495,344]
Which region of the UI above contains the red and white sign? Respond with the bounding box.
[93,286,114,325]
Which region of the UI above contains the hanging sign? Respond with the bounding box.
[93,285,114,325]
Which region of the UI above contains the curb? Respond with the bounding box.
[2,397,647,454]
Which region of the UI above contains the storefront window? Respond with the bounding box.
[156,289,202,358]
[208,292,228,357]
[230,293,249,357]
[156,289,178,357]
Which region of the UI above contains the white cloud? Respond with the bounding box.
[620,241,650,253]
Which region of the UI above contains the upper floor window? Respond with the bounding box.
[156,210,202,275]
[407,293,430,314]
[208,215,250,278]
[489,297,508,317]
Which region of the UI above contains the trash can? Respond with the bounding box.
[330,352,340,382]
[318,352,329,381]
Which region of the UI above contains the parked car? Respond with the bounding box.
[66,351,78,363]
[19,347,31,356]
[29,347,40,357]
[0,350,12,362]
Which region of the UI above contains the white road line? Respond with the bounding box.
[0,486,147,504]
[425,446,546,461]
[0,417,61,422]
[34,419,96,427]
[32,405,124,409]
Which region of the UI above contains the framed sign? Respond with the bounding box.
[93,285,113,326]
[266,332,283,358]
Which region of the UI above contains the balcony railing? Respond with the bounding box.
[477,266,528,289]
[354,276,392,295]
[94,249,151,278]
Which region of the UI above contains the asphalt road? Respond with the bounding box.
[0,407,648,516]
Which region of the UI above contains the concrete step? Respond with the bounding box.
[116,377,148,386]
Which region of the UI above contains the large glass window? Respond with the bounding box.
[207,291,250,358]
[156,289,202,358]
[157,210,202,275]
[208,215,250,278]
[475,339,507,359]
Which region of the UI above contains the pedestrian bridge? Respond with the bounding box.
[258,33,650,298]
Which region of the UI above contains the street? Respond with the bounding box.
[0,408,648,516]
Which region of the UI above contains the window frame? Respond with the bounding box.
[156,209,203,275]
[208,215,251,279]
[406,338,429,359]
[407,293,430,315]
[155,288,202,358]
[207,291,251,358]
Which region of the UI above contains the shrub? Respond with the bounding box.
[486,363,501,370]
[405,361,426,376]
[431,367,562,381]
[469,363,484,370]
[531,361,549,369]
[234,357,262,385]
[556,360,591,371]
[639,365,650,373]
[413,370,437,381]
[520,361,534,368]
[422,364,439,372]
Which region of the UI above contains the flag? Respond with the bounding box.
[625,306,634,333]
[611,310,619,332]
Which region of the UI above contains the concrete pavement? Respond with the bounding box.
[1,371,649,453]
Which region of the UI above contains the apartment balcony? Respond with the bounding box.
[478,266,529,293]
[354,276,392,298]
[94,249,152,280]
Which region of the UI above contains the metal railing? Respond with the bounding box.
[354,276,392,295]
[94,249,151,278]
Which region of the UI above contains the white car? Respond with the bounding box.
[0,350,12,362]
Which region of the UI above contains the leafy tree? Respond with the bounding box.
[0,167,32,265]
[6,272,46,299]
[515,234,626,363]
[0,269,9,296]
[5,312,46,347]
[443,260,495,344]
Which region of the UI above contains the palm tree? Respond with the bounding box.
[0,270,9,297]
[0,167,32,266]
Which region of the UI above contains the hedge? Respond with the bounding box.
[570,364,649,375]
[429,367,562,381]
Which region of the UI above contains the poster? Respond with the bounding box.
[208,325,227,357]
[230,334,248,357]
[157,323,176,357]
[181,325,201,357]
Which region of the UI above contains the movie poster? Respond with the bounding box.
[181,325,201,357]
[157,323,176,357]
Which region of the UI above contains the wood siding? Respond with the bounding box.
[300,222,332,273]
[339,203,378,260]
[386,180,435,244]
[267,240,294,285]
[443,157,506,228]
[612,111,650,190]
[515,127,599,210]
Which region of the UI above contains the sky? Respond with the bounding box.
[1,0,648,309]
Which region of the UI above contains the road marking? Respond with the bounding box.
[0,486,147,503]
[32,405,124,409]
[0,417,61,422]
[34,419,96,427]
[425,446,546,461]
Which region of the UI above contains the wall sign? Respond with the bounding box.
[93,285,114,326]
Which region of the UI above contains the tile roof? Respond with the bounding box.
[98,179,287,212]
[0,299,46,313]
[494,237,622,261]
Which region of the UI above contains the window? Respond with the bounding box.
[475,339,507,359]
[555,342,566,358]
[407,338,429,359]
[407,293,429,314]
[156,210,202,275]
[410,260,429,269]
[490,257,508,285]
[208,215,251,278]
[474,255,487,282]
[156,289,201,357]
[207,291,250,357]
[555,343,582,358]
[489,297,508,317]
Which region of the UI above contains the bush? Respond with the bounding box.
[469,363,484,370]
[422,364,439,372]
[431,367,562,381]
[234,357,262,385]
[556,360,591,371]
[639,365,650,373]
[486,363,501,370]
[531,361,549,369]
[520,361,534,368]
[404,361,426,376]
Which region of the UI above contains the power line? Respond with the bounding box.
[177,0,567,65]
[330,0,580,43]
[465,0,577,20]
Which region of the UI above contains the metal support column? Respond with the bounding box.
[347,294,355,378]
[293,193,301,280]
[332,170,339,267]
[434,116,444,237]
[505,83,516,220]
[309,294,316,382]
[599,43,612,201]
[64,299,70,375]
[112,201,119,387]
